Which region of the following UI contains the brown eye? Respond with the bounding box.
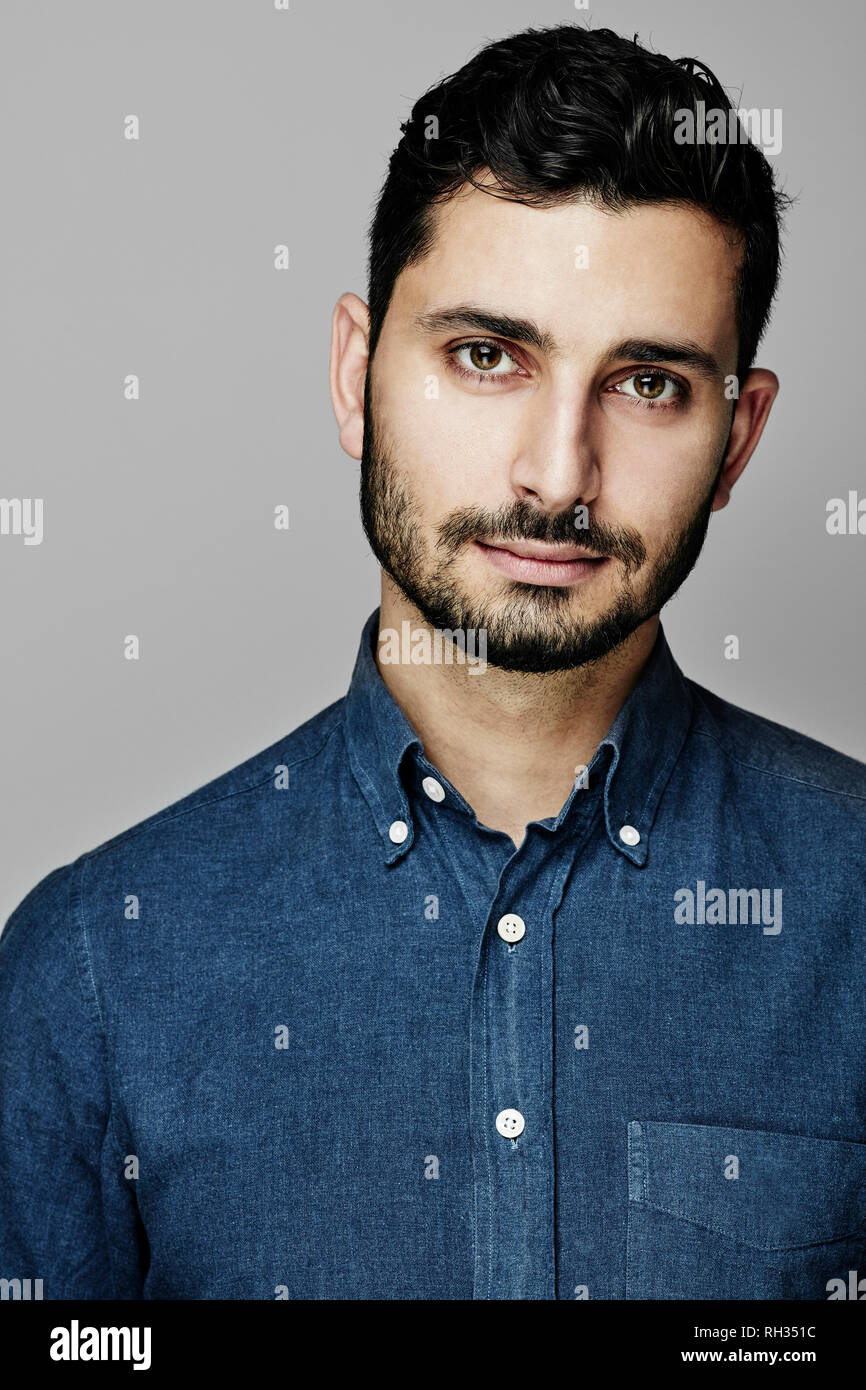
[468,342,504,371]
[613,371,681,405]
[634,372,668,399]
[450,340,521,381]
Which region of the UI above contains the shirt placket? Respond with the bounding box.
[469,831,565,1300]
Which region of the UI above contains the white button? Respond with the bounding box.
[388,820,409,844]
[619,824,640,846]
[497,913,526,943]
[422,776,445,803]
[495,1108,525,1139]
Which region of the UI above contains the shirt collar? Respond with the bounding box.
[344,610,423,864]
[592,623,694,866]
[344,608,693,866]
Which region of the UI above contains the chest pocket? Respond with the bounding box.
[626,1120,866,1300]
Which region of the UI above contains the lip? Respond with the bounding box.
[474,539,610,587]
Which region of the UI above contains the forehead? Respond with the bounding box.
[391,183,742,365]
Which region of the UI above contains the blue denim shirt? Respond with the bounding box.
[2,611,866,1301]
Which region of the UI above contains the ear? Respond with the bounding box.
[329,292,370,462]
[711,368,780,511]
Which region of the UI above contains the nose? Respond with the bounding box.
[508,383,601,515]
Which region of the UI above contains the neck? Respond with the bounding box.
[374,575,659,848]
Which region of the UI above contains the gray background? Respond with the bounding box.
[1,0,863,929]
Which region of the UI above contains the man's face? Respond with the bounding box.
[360,187,743,672]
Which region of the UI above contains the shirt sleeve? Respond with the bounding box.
[0,861,145,1299]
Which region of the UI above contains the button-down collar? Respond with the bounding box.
[344,609,693,867]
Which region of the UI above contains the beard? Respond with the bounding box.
[360,382,725,674]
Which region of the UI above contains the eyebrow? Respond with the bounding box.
[412,305,722,381]
[604,338,721,382]
[414,306,559,356]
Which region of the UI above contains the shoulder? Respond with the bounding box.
[686,679,866,805]
[2,697,348,939]
[88,696,346,859]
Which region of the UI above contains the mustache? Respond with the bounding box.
[436,501,647,573]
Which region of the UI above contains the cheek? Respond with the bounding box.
[375,396,462,523]
[599,415,723,532]
[377,374,513,517]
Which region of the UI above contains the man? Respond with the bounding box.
[2,24,865,1302]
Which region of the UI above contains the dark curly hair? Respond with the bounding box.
[366,25,789,380]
